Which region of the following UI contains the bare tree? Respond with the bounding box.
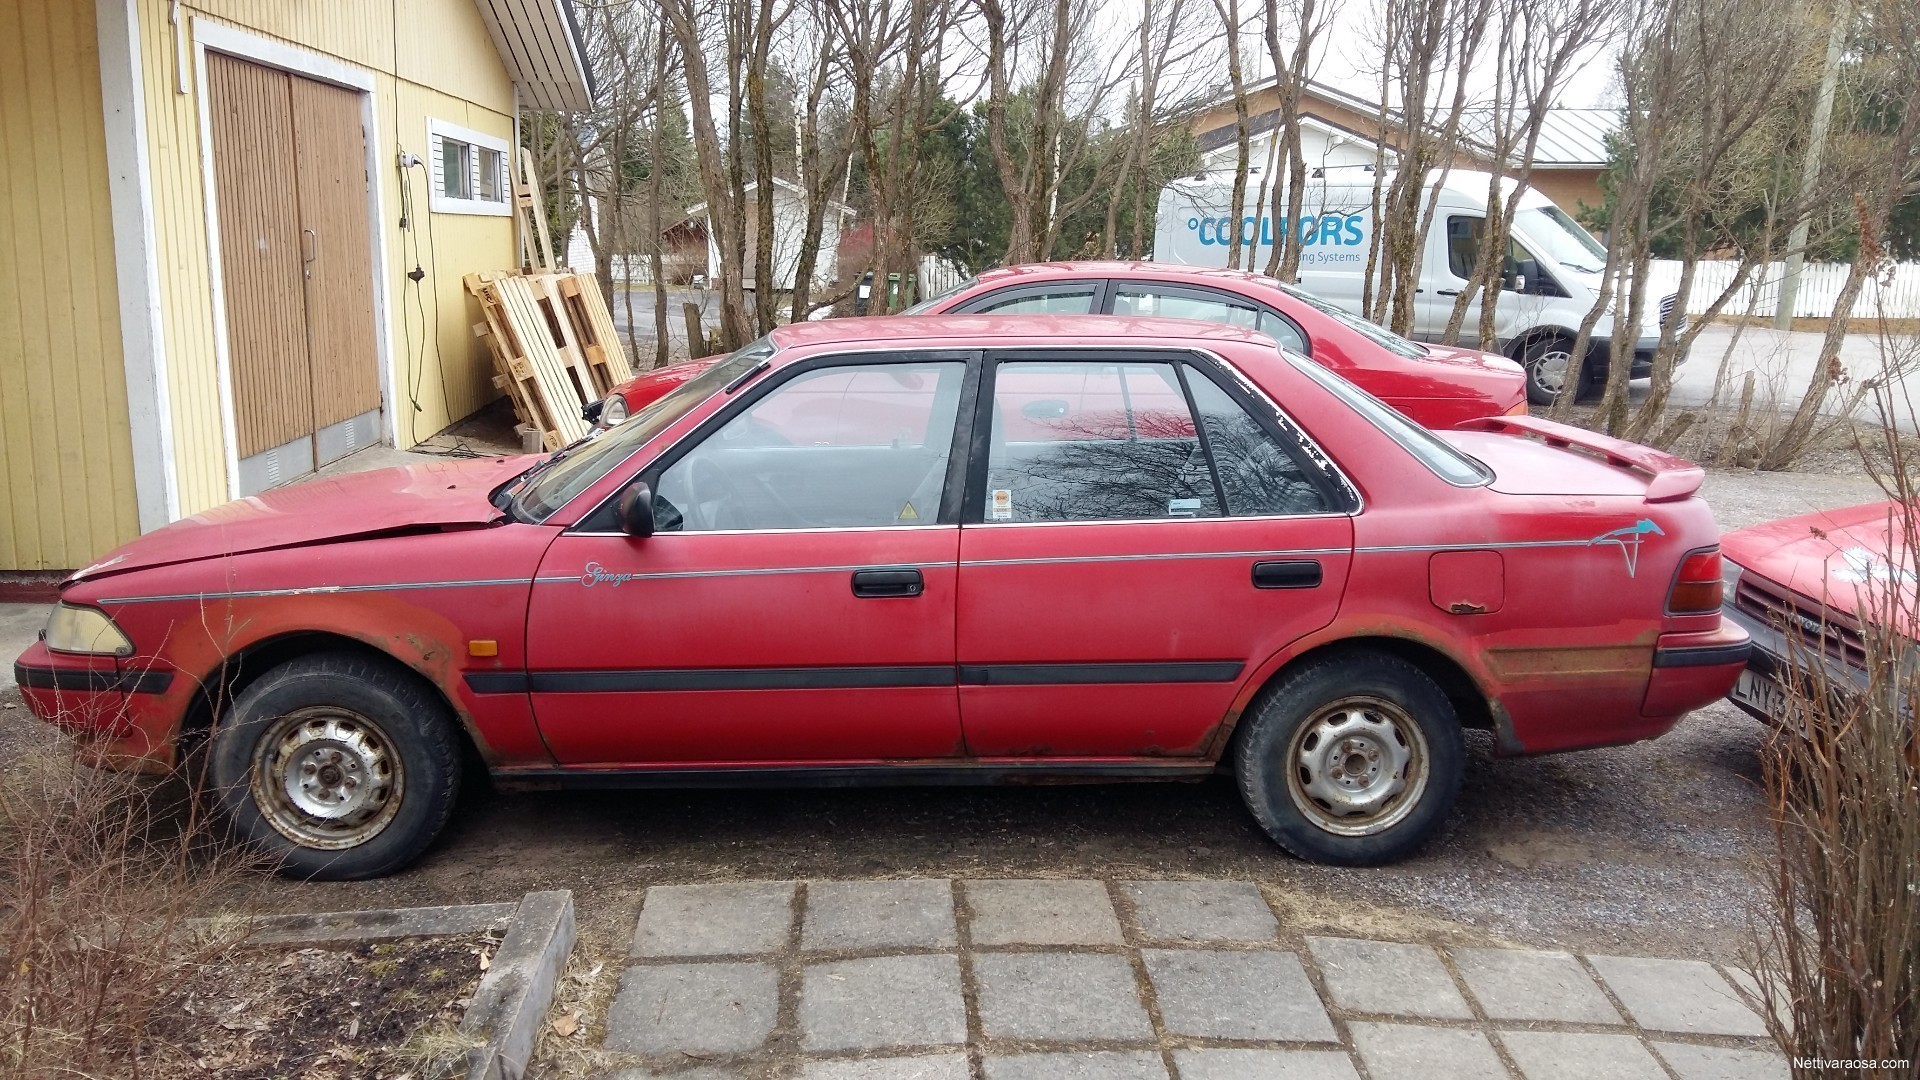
[1363,0,1497,334]
[1757,0,1920,466]
[661,0,756,348]
[1210,0,1254,269]
[1438,0,1624,347]
[1261,0,1342,281]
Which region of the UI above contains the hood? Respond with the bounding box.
[1721,500,1916,627]
[70,455,535,582]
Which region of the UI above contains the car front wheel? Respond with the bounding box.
[1234,651,1464,865]
[210,652,463,880]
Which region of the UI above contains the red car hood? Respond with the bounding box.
[1721,500,1917,630]
[69,455,535,582]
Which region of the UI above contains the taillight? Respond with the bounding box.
[1667,548,1723,615]
[1504,400,1528,416]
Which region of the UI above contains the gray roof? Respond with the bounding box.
[1460,108,1618,167]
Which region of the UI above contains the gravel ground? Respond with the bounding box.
[0,464,1887,965]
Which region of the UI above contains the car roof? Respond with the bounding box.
[764,313,1283,353]
[966,260,1282,289]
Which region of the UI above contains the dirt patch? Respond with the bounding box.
[147,933,495,1079]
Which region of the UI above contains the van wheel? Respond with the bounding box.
[1521,335,1582,405]
[210,652,462,880]
[1234,651,1464,866]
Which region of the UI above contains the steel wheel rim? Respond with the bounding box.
[1531,349,1573,396]
[251,706,403,850]
[1284,695,1430,837]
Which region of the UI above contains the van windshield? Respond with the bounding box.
[1520,206,1606,275]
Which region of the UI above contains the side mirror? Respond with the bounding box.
[1510,272,1527,292]
[617,483,655,539]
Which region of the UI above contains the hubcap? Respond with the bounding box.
[251,707,403,850]
[1531,349,1573,396]
[1285,696,1429,836]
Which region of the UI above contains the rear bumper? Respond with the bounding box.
[13,642,181,772]
[1642,625,1751,717]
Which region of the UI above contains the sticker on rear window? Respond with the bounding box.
[989,489,1013,521]
[1168,498,1202,518]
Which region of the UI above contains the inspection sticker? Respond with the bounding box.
[989,489,1013,521]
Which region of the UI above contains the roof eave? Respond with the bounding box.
[474,0,595,112]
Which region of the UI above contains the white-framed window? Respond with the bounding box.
[426,119,511,216]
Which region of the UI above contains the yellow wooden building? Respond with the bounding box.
[0,0,591,573]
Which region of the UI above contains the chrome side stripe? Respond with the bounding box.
[98,577,530,605]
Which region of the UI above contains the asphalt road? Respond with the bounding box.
[0,467,1885,964]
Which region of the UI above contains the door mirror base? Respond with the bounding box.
[618,483,655,538]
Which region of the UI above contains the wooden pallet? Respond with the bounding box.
[465,271,592,448]
[555,272,635,392]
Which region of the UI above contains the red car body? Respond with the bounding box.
[16,316,1744,877]
[1720,500,1913,720]
[601,262,1527,430]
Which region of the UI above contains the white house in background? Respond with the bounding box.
[566,177,855,291]
[689,178,857,291]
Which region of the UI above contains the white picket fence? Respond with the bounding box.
[1644,259,1920,320]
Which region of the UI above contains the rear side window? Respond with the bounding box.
[964,287,1098,315]
[980,359,1334,523]
[1110,285,1310,355]
[1284,350,1491,486]
[1184,372,1330,516]
[985,361,1215,522]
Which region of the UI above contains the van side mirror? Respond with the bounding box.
[617,483,655,539]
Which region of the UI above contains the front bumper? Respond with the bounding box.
[13,641,181,772]
[1719,600,1873,722]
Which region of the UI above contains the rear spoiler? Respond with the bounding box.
[1463,415,1705,502]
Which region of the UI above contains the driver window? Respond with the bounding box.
[653,361,966,532]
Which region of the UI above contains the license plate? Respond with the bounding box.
[1729,668,1788,720]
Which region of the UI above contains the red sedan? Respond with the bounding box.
[17,316,1745,879]
[595,262,1527,430]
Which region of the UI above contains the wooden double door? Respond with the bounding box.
[206,52,382,494]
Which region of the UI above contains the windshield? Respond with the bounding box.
[1267,280,1427,359]
[1519,205,1607,274]
[900,276,978,314]
[1282,348,1491,486]
[513,339,776,519]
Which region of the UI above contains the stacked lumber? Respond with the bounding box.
[466,270,637,450]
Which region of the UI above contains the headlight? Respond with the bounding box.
[44,603,134,656]
[599,394,629,427]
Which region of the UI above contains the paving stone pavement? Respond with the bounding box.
[593,878,1786,1079]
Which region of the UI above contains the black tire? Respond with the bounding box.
[1234,650,1464,866]
[210,651,463,880]
[1520,334,1583,406]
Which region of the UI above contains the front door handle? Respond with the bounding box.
[1252,560,1322,589]
[851,567,923,598]
[1435,288,1461,297]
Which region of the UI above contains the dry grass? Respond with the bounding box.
[0,741,260,1077]
[1746,391,1920,1075]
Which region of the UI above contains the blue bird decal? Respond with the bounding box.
[1588,519,1665,577]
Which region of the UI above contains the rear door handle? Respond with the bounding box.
[851,568,923,598]
[1435,289,1461,297]
[1252,560,1322,589]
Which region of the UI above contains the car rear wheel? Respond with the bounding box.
[1521,335,1581,405]
[211,652,462,880]
[1234,651,1464,865]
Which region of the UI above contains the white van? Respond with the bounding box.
[1154,167,1680,404]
